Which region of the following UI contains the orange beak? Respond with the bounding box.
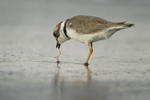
[56,41,61,49]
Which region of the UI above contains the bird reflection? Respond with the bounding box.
[84,64,91,81]
[55,62,91,83]
[53,62,108,100]
[54,62,60,83]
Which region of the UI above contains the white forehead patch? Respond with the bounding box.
[69,23,72,27]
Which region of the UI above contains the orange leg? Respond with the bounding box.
[84,43,93,65]
[57,49,61,63]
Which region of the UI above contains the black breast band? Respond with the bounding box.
[63,21,70,39]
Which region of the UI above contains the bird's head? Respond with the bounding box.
[53,21,70,49]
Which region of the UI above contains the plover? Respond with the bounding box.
[53,15,134,65]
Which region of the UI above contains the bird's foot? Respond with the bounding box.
[84,62,89,66]
[57,61,60,63]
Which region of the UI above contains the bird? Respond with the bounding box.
[53,15,134,65]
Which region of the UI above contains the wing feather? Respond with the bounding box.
[67,15,114,34]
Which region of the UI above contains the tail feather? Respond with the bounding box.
[104,22,134,39]
[115,21,134,28]
[124,23,134,27]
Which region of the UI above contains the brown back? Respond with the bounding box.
[66,15,115,34]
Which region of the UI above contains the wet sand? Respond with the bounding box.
[0,0,150,100]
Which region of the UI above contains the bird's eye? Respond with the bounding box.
[53,32,57,37]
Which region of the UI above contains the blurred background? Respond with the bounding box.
[0,0,150,100]
[0,0,150,58]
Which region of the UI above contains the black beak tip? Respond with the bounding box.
[56,44,61,49]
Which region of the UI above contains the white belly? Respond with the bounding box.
[67,27,119,43]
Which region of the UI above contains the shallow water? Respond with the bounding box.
[0,0,150,100]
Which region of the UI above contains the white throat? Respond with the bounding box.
[58,21,70,44]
